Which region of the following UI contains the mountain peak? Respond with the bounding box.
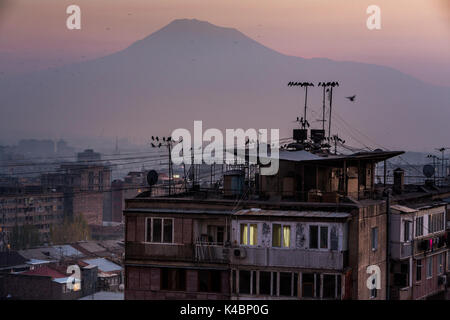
[156,18,240,37]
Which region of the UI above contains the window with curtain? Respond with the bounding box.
[283,225,290,248]
[272,224,281,247]
[240,224,248,245]
[272,224,290,248]
[240,223,257,246]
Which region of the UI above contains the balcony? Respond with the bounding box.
[229,247,345,270]
[391,241,413,260]
[194,242,229,263]
[125,242,194,262]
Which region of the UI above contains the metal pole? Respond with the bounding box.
[304,86,308,127]
[322,86,326,132]
[328,87,333,139]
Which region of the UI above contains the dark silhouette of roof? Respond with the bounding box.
[0,251,27,268]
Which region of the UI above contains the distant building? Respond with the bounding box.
[56,139,75,157]
[41,150,111,226]
[17,139,55,158]
[111,171,147,223]
[77,149,101,163]
[0,185,65,245]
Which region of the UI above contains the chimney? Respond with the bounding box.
[393,168,404,194]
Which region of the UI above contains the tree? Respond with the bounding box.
[50,214,90,244]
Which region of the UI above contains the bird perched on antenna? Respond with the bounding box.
[346,95,356,102]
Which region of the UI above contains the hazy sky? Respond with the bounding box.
[0,0,449,86]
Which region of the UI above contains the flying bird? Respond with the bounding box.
[346,95,356,102]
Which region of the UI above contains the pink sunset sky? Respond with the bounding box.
[0,0,449,86]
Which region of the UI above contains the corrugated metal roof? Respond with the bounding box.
[391,205,418,213]
[233,208,350,218]
[77,242,106,253]
[82,258,122,272]
[53,277,81,284]
[26,259,53,265]
[277,150,323,162]
[19,245,84,261]
[52,245,83,258]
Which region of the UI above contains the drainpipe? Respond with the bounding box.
[384,188,392,300]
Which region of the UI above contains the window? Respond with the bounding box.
[146,218,173,243]
[240,223,257,246]
[310,225,328,249]
[371,227,378,251]
[198,270,221,293]
[160,268,186,291]
[426,257,433,279]
[309,226,318,249]
[320,226,328,249]
[438,254,444,275]
[231,270,236,294]
[416,259,422,282]
[251,271,257,295]
[403,221,411,242]
[323,274,337,299]
[428,213,445,234]
[415,216,424,237]
[302,273,315,298]
[259,271,271,295]
[279,272,292,297]
[272,224,290,248]
[239,270,251,294]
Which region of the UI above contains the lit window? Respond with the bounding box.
[283,226,291,248]
[272,224,290,248]
[240,223,257,246]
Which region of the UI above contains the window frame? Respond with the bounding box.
[415,216,424,237]
[145,217,174,244]
[438,253,444,275]
[416,259,422,282]
[309,224,329,250]
[271,223,291,248]
[371,227,378,251]
[240,222,258,246]
[426,257,433,279]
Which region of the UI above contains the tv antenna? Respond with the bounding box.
[288,82,314,129]
[151,136,174,196]
[318,81,339,138]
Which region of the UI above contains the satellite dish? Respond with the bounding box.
[423,165,435,178]
[146,170,158,186]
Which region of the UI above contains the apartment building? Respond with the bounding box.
[390,202,448,299]
[123,149,411,300]
[0,185,65,244]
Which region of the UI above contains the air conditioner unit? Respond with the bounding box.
[438,275,447,286]
[233,247,246,259]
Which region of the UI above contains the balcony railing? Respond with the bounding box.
[125,242,194,261]
[194,242,229,263]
